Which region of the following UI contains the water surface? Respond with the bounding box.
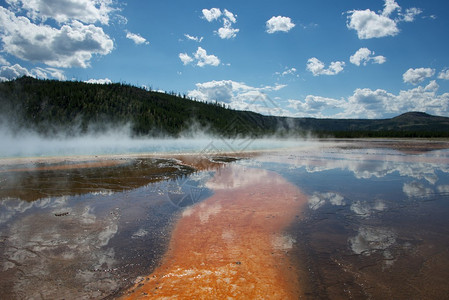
[1,139,449,298]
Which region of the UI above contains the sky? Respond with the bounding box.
[1,0,449,119]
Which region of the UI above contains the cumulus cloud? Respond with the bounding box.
[288,96,343,117]
[187,80,288,116]
[6,0,115,25]
[287,80,449,119]
[194,47,220,67]
[202,8,221,22]
[126,31,149,45]
[217,18,240,39]
[202,8,239,39]
[0,5,114,68]
[179,47,220,67]
[84,78,112,84]
[346,0,421,39]
[179,53,194,65]
[306,57,345,76]
[403,68,435,85]
[266,16,295,33]
[0,63,66,81]
[350,48,386,66]
[438,69,449,80]
[346,9,398,39]
[0,63,31,81]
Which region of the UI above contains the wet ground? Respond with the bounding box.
[1,139,449,299]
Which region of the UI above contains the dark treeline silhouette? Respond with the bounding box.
[1,77,449,138]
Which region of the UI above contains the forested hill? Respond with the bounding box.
[1,77,449,138]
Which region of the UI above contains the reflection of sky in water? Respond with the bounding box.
[0,165,213,299]
[251,146,449,298]
[1,143,449,298]
[253,147,449,264]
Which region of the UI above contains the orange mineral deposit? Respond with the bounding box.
[122,164,307,299]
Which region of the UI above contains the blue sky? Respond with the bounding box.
[1,0,449,119]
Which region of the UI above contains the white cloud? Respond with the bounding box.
[266,16,295,34]
[276,67,298,77]
[0,63,66,81]
[287,81,449,119]
[438,69,449,80]
[179,53,194,65]
[179,47,220,67]
[0,7,114,68]
[288,96,343,118]
[346,0,422,39]
[283,67,297,76]
[217,18,239,39]
[403,68,435,85]
[6,0,115,25]
[126,31,149,45]
[268,83,287,91]
[202,8,239,39]
[401,7,422,22]
[84,78,112,84]
[382,0,400,17]
[188,80,235,103]
[184,34,203,43]
[223,9,236,24]
[346,88,397,118]
[424,80,439,92]
[350,48,386,66]
[346,9,399,39]
[202,8,221,22]
[0,55,10,66]
[306,57,345,76]
[194,47,220,67]
[32,67,66,80]
[0,63,31,81]
[187,80,289,116]
[347,82,449,118]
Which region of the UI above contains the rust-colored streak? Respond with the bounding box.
[123,165,307,299]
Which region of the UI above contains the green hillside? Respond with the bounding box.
[1,77,449,138]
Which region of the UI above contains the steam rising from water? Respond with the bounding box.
[0,123,312,158]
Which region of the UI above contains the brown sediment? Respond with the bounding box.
[336,138,449,154]
[171,152,259,171]
[122,164,307,299]
[0,150,258,173]
[0,160,125,173]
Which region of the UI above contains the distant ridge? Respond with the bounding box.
[1,77,449,138]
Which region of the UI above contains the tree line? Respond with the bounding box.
[1,77,449,138]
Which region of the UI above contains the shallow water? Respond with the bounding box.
[256,143,449,299]
[1,140,449,298]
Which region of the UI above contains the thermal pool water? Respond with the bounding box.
[1,139,449,299]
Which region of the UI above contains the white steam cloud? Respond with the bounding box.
[0,123,311,158]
